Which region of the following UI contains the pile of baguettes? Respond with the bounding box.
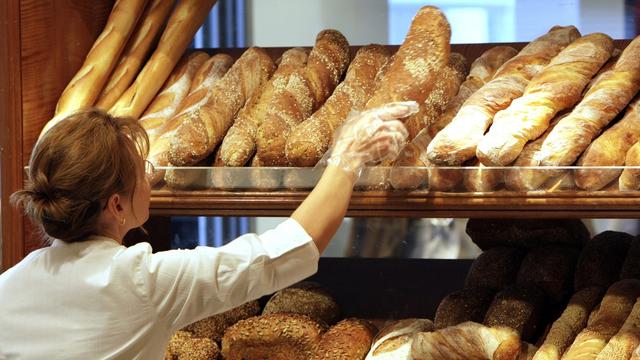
[42,0,640,192]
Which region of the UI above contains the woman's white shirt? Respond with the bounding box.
[0,218,318,360]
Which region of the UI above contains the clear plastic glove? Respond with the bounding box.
[318,101,419,180]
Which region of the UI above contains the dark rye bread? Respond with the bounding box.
[435,287,496,329]
[484,284,546,342]
[574,231,633,291]
[466,219,590,250]
[517,246,579,304]
[620,237,640,280]
[464,247,526,291]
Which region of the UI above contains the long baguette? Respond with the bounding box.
[95,0,176,109]
[285,45,391,167]
[218,48,310,167]
[619,141,640,191]
[477,33,614,166]
[110,0,218,119]
[575,96,640,190]
[595,297,640,360]
[389,46,517,190]
[535,35,640,168]
[147,53,233,181]
[256,30,350,166]
[40,0,149,137]
[168,48,275,166]
[426,25,581,166]
[139,51,209,144]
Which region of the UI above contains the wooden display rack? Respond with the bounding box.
[2,0,639,270]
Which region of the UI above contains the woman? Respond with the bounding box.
[0,101,416,359]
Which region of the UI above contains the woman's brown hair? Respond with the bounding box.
[11,108,149,243]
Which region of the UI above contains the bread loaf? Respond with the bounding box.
[411,321,522,359]
[516,246,579,304]
[146,53,233,182]
[263,282,340,325]
[484,284,546,342]
[310,319,377,360]
[575,231,633,291]
[575,96,640,190]
[427,26,581,166]
[285,45,390,167]
[535,36,640,168]
[168,48,275,166]
[139,51,209,144]
[464,159,504,192]
[40,0,149,137]
[505,115,565,191]
[621,239,640,280]
[477,33,614,166]
[434,287,496,329]
[404,52,467,140]
[182,300,260,342]
[389,46,517,190]
[365,6,450,110]
[165,330,220,360]
[466,219,590,250]
[365,319,434,360]
[95,0,176,110]
[620,141,640,191]
[532,287,603,360]
[562,279,640,360]
[256,30,350,166]
[595,297,640,360]
[109,0,218,119]
[465,247,526,291]
[583,48,621,94]
[218,48,309,167]
[221,313,326,360]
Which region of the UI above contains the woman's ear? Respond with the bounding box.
[104,193,123,220]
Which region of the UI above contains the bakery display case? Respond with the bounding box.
[4,0,640,358]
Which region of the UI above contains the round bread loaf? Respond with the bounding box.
[466,219,589,250]
[464,247,525,291]
[435,287,496,329]
[366,319,434,360]
[263,282,340,325]
[620,238,640,280]
[517,246,579,304]
[221,313,326,360]
[575,231,633,291]
[484,284,546,342]
[184,300,260,341]
[165,330,220,360]
[310,318,377,360]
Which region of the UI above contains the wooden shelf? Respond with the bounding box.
[150,189,640,218]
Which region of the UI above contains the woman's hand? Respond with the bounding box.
[324,101,418,180]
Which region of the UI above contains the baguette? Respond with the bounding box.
[562,279,640,360]
[40,0,149,136]
[477,33,614,166]
[139,51,209,144]
[168,48,275,166]
[218,48,309,167]
[95,0,176,109]
[505,115,565,191]
[365,6,450,110]
[532,287,604,360]
[426,26,581,166]
[389,46,517,190]
[535,35,640,168]
[575,96,640,190]
[583,48,621,94]
[256,30,350,166]
[620,141,640,191]
[146,54,233,181]
[285,44,391,167]
[109,0,218,119]
[596,297,640,360]
[404,52,467,140]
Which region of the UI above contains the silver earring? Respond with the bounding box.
[120,218,126,226]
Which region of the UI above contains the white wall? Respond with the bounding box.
[245,0,388,47]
